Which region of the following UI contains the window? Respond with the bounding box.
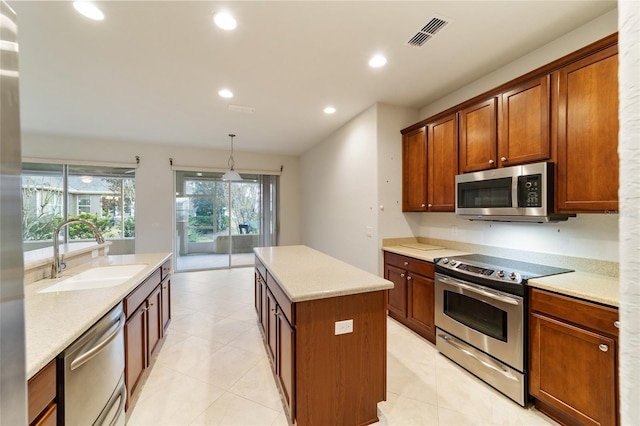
[22,162,136,253]
[78,196,91,214]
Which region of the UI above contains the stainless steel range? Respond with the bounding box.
[434,254,571,406]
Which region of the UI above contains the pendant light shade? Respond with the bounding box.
[222,133,243,181]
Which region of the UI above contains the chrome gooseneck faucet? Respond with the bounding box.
[51,218,105,279]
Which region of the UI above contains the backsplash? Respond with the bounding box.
[382,237,618,278]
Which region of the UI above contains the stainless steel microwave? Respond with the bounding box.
[455,162,574,222]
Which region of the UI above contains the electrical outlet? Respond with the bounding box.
[335,319,353,335]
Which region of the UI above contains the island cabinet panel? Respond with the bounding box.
[28,359,57,426]
[295,291,386,426]
[124,262,172,410]
[255,251,388,426]
[555,43,619,213]
[384,251,436,343]
[529,288,619,426]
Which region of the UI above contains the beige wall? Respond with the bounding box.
[21,133,302,259]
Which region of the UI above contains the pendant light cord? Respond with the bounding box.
[228,134,236,171]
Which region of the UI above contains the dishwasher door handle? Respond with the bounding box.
[70,312,126,371]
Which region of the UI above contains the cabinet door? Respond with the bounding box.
[555,44,619,212]
[254,271,261,318]
[402,127,428,212]
[499,75,550,166]
[406,273,435,342]
[385,264,407,318]
[459,97,498,172]
[530,313,617,426]
[161,278,171,333]
[147,285,162,360]
[266,289,277,363]
[125,304,146,407]
[277,311,295,420]
[428,114,458,212]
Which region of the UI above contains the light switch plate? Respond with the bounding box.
[335,319,353,335]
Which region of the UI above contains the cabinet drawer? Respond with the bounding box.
[28,360,56,425]
[530,288,618,337]
[384,252,434,277]
[125,268,161,317]
[160,260,171,281]
[256,258,267,281]
[266,271,294,324]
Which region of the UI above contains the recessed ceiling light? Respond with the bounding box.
[324,106,336,114]
[73,2,104,21]
[213,12,237,30]
[368,54,387,68]
[218,89,234,98]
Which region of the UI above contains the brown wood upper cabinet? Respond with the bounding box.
[427,114,458,212]
[402,126,428,211]
[402,115,458,213]
[555,44,619,213]
[459,96,498,172]
[459,75,551,173]
[499,75,551,167]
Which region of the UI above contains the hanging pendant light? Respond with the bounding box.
[222,133,243,181]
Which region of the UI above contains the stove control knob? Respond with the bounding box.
[509,272,517,280]
[497,270,505,278]
[442,258,449,264]
[450,260,457,266]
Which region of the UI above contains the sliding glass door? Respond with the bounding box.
[174,170,278,272]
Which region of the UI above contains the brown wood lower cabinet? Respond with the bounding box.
[255,257,387,426]
[124,260,171,410]
[28,359,57,426]
[384,252,435,343]
[529,288,619,426]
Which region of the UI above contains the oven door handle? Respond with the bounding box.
[438,333,518,381]
[437,275,520,306]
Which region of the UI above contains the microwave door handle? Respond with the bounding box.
[438,275,520,306]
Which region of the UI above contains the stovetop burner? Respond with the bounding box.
[435,254,573,296]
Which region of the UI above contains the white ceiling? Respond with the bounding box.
[11,1,616,156]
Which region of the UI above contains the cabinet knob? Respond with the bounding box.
[407,276,412,281]
[403,261,409,266]
[614,321,620,328]
[428,204,433,208]
[599,344,609,352]
[421,203,426,208]
[500,157,507,162]
[400,273,405,278]
[489,159,495,165]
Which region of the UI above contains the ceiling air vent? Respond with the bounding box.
[407,16,450,47]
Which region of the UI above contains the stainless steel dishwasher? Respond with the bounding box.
[60,302,126,426]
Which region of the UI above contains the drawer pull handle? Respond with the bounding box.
[599,344,609,352]
[614,321,620,328]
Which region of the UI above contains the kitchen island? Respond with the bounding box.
[254,245,393,426]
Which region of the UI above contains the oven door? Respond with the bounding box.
[434,272,524,371]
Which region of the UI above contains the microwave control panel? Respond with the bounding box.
[518,174,542,207]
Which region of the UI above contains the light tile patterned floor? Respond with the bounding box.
[126,267,557,426]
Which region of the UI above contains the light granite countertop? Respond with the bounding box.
[254,245,393,302]
[381,244,471,263]
[382,244,619,308]
[25,252,171,379]
[527,272,619,307]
